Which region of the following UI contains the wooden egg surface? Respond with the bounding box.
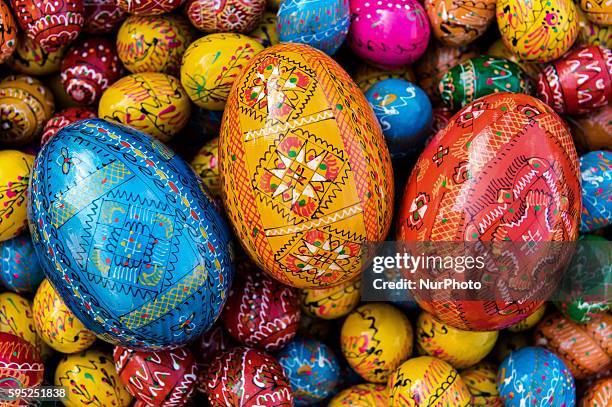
[0,292,42,354]
[116,0,181,15]
[581,377,612,407]
[579,0,612,25]
[329,383,388,407]
[0,234,44,293]
[576,7,612,49]
[0,0,16,64]
[0,150,34,241]
[580,150,612,232]
[425,0,496,47]
[191,137,221,198]
[0,332,44,391]
[41,106,97,146]
[301,277,361,320]
[460,363,502,407]
[185,0,266,34]
[6,33,65,76]
[83,0,126,34]
[568,105,612,152]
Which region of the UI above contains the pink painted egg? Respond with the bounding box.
[185,0,266,33]
[116,0,181,15]
[41,107,97,146]
[83,0,126,34]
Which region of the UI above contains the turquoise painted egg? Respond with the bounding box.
[580,150,611,232]
[0,234,44,293]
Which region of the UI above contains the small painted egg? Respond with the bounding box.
[507,304,546,332]
[0,292,43,354]
[348,0,430,69]
[191,137,221,198]
[575,6,612,48]
[580,151,611,232]
[365,78,432,158]
[341,303,412,383]
[116,0,181,15]
[389,356,471,406]
[114,346,197,406]
[497,0,579,62]
[581,377,612,407]
[83,0,126,34]
[0,75,54,146]
[277,0,350,55]
[55,349,133,407]
[0,0,17,64]
[98,73,191,141]
[117,14,195,76]
[353,63,416,92]
[425,0,495,47]
[579,0,611,25]
[537,45,612,115]
[300,278,361,320]
[498,347,576,406]
[41,106,97,146]
[278,338,339,406]
[568,106,611,152]
[486,38,545,79]
[206,346,293,406]
[249,10,278,48]
[0,332,44,391]
[6,33,65,75]
[185,0,266,33]
[461,362,502,407]
[329,383,388,406]
[0,234,44,293]
[0,150,34,241]
[191,324,234,395]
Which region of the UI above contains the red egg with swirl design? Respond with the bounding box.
[41,107,97,146]
[61,37,122,105]
[116,0,181,16]
[83,0,126,34]
[185,0,266,33]
[537,45,612,115]
[0,332,44,405]
[114,346,198,407]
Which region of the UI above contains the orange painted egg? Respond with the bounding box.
[581,377,612,407]
[579,0,612,26]
[425,0,496,47]
[567,106,612,152]
[0,0,17,64]
[301,278,361,319]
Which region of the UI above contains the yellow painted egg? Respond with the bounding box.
[55,349,133,407]
[220,43,394,289]
[33,279,96,354]
[460,362,503,406]
[7,33,65,75]
[497,0,579,62]
[579,0,611,26]
[191,137,221,198]
[0,150,34,242]
[301,278,361,319]
[181,33,264,110]
[329,383,388,406]
[389,356,471,406]
[249,11,279,48]
[98,72,191,142]
[507,304,546,332]
[0,75,54,146]
[416,311,498,369]
[0,0,17,64]
[576,6,612,48]
[0,292,45,355]
[353,63,416,92]
[341,303,412,383]
[117,14,195,76]
[486,38,545,79]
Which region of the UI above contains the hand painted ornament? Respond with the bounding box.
[181,33,264,110]
[0,292,43,354]
[537,45,612,116]
[0,234,44,293]
[222,267,301,351]
[580,151,611,232]
[205,346,293,406]
[220,43,393,289]
[365,79,432,158]
[278,338,339,405]
[460,363,502,407]
[581,377,612,407]
[116,0,181,15]
[83,0,126,34]
[568,106,611,152]
[341,303,413,383]
[191,324,234,395]
[348,0,430,69]
[507,304,546,332]
[575,7,612,49]
[114,346,197,406]
[6,33,65,75]
[486,39,544,79]
[329,383,388,407]
[28,119,234,349]
[353,64,416,92]
[185,0,266,33]
[117,14,195,76]
[0,150,34,241]
[389,356,471,406]
[579,0,611,25]
[98,73,191,142]
[55,349,133,407]
[10,0,84,51]
[425,0,495,47]
[249,11,278,48]
[439,56,533,112]
[300,277,361,320]
[498,347,576,407]
[191,137,221,198]
[277,0,349,55]
[41,107,97,146]
[0,0,16,64]
[0,332,44,396]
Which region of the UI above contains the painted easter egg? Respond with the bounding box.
[507,303,546,332]
[61,37,122,105]
[205,346,293,406]
[55,349,132,407]
[416,311,498,369]
[191,137,221,198]
[0,151,34,241]
[117,14,195,76]
[341,303,413,383]
[278,338,339,406]
[116,0,180,15]
[498,347,576,406]
[0,0,16,64]
[185,0,266,33]
[6,33,65,75]
[486,38,544,79]
[348,0,430,69]
[220,43,393,289]
[249,10,278,48]
[568,106,612,152]
[83,0,126,34]
[41,107,97,146]
[0,234,44,293]
[497,0,579,62]
[300,277,361,320]
[28,119,234,349]
[425,0,495,47]
[460,362,502,407]
[114,346,197,406]
[10,0,84,51]
[45,74,81,110]
[191,323,234,395]
[98,73,191,142]
[329,383,388,407]
[396,92,581,331]
[0,292,43,354]
[222,267,300,351]
[580,151,611,232]
[0,75,54,146]
[579,0,612,25]
[576,7,612,49]
[439,56,533,112]
[277,0,350,55]
[365,78,432,158]
[353,64,416,92]
[0,332,44,394]
[534,313,611,380]
[582,377,612,407]
[181,33,264,110]
[537,45,611,116]
[389,356,471,406]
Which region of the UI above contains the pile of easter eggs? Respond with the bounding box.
[0,0,610,405]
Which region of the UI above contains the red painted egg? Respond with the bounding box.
[222,268,300,352]
[0,332,44,396]
[10,0,84,51]
[205,347,293,406]
[185,0,266,33]
[60,37,122,105]
[41,106,97,146]
[191,324,234,395]
[114,346,198,406]
[116,0,181,15]
[537,45,612,115]
[83,0,126,34]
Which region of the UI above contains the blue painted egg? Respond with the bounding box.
[27,118,234,350]
[580,151,611,233]
[365,78,432,159]
[0,234,44,293]
[277,0,350,55]
[278,337,340,405]
[498,346,576,407]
